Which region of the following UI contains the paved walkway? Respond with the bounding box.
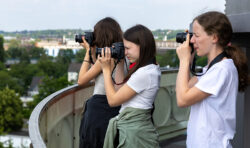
[160,135,186,148]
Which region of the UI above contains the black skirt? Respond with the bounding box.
[79,94,120,148]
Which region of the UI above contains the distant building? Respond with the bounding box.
[36,40,83,57]
[68,63,82,83]
[20,76,43,107]
[5,59,20,68]
[4,43,9,50]
[163,35,168,41]
[28,76,43,96]
[3,36,16,40]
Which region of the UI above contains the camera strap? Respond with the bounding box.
[89,49,95,64]
[191,51,227,76]
[111,58,128,85]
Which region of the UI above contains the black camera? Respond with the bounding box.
[176,32,194,53]
[96,42,124,59]
[176,32,193,43]
[75,32,94,46]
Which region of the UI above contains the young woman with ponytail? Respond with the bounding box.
[176,11,249,148]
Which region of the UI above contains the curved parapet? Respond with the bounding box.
[153,69,190,141]
[29,69,190,148]
[29,83,94,148]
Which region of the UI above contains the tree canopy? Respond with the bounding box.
[0,35,4,63]
[0,88,23,134]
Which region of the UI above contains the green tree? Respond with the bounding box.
[32,75,72,106]
[156,50,179,67]
[0,140,14,148]
[20,47,30,64]
[0,71,24,94]
[8,63,41,95]
[6,47,22,59]
[0,62,5,71]
[37,59,67,78]
[57,49,75,64]
[29,47,46,59]
[0,35,4,63]
[75,49,86,63]
[0,88,23,133]
[196,56,208,67]
[8,39,20,48]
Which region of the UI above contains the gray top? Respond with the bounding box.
[93,73,106,95]
[93,59,129,95]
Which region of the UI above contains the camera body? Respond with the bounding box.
[176,32,193,43]
[176,32,194,53]
[96,42,124,60]
[75,32,94,46]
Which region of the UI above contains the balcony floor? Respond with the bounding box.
[160,135,186,148]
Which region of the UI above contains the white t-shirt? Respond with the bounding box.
[119,64,161,113]
[187,59,238,148]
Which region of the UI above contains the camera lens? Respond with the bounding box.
[112,42,124,59]
[75,34,83,43]
[96,48,103,58]
[95,42,124,59]
[84,32,94,46]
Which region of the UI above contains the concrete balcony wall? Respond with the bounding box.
[29,69,190,148]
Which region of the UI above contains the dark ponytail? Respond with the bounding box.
[224,45,249,91]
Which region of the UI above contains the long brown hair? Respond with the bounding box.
[194,11,249,91]
[123,24,157,81]
[92,17,123,48]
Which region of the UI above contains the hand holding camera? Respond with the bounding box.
[75,32,94,51]
[176,31,193,62]
[96,42,124,60]
[75,32,125,61]
[98,47,113,72]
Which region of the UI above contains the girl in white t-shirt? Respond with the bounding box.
[176,11,249,148]
[98,24,161,148]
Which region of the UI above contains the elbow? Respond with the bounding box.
[176,96,189,108]
[77,80,82,85]
[77,78,88,86]
[107,101,117,107]
[107,98,120,107]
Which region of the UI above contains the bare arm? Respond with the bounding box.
[99,48,136,107]
[188,76,198,88]
[102,67,136,106]
[77,37,102,86]
[176,34,210,107]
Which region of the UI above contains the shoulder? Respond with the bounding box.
[135,64,161,75]
[132,64,161,83]
[127,64,160,92]
[131,64,161,80]
[209,59,237,76]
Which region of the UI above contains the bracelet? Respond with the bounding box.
[83,60,90,63]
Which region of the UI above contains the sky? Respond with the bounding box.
[0,0,226,32]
